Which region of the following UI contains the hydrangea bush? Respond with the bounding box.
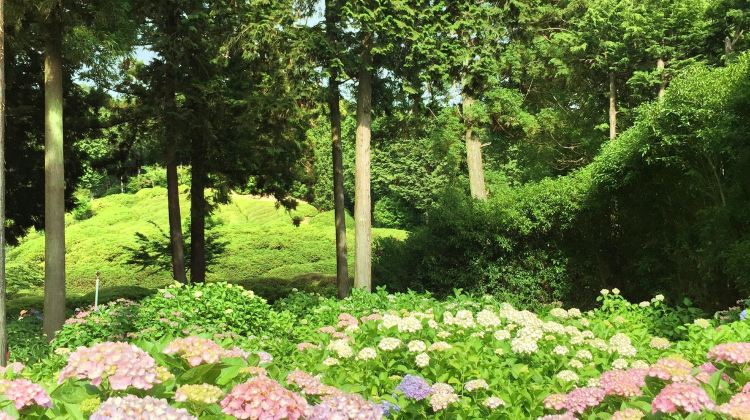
[2,286,749,419]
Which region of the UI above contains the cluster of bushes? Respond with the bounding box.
[374,54,750,312]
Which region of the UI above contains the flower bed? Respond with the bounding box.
[2,283,749,419]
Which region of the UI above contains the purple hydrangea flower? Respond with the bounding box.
[396,375,432,401]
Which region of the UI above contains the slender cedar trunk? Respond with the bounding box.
[462,90,487,200]
[190,129,207,283]
[164,8,187,283]
[43,10,66,340]
[0,0,7,366]
[325,0,350,298]
[657,58,666,99]
[608,72,617,140]
[354,34,373,291]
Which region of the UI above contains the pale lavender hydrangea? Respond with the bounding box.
[396,375,432,401]
[91,395,195,420]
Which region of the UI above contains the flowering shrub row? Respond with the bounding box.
[1,283,748,419]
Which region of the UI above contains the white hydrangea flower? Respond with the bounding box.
[612,288,620,295]
[327,339,353,358]
[556,370,579,382]
[407,340,427,353]
[356,347,377,361]
[567,308,582,318]
[600,289,610,296]
[575,349,593,361]
[378,338,401,351]
[549,308,569,319]
[477,309,501,328]
[511,336,538,355]
[323,357,339,366]
[649,337,671,350]
[639,301,650,308]
[553,345,569,356]
[569,359,584,369]
[493,330,511,341]
[415,352,430,368]
[612,358,629,370]
[693,318,711,329]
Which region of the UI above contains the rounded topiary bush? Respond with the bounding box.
[133,282,273,340]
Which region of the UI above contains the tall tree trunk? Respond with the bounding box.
[354,34,373,291]
[190,133,206,283]
[164,8,187,283]
[43,11,66,340]
[657,58,666,99]
[325,0,350,298]
[462,90,487,200]
[608,72,617,140]
[0,0,7,366]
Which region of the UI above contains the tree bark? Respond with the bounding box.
[354,34,373,291]
[43,10,66,340]
[462,91,487,200]
[0,0,8,366]
[608,72,617,140]
[164,9,187,284]
[657,58,666,99]
[190,131,207,283]
[325,0,350,298]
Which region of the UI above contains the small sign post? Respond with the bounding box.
[94,271,100,311]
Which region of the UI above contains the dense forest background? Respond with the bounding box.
[4,0,750,318]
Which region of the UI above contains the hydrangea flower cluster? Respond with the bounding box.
[396,375,432,401]
[708,342,750,365]
[163,336,247,366]
[221,377,310,419]
[286,370,341,396]
[647,356,694,382]
[562,387,605,414]
[0,379,52,410]
[58,342,160,390]
[309,393,384,420]
[716,392,750,419]
[599,368,647,397]
[610,408,644,420]
[429,383,459,412]
[651,382,715,414]
[174,383,224,404]
[91,395,195,420]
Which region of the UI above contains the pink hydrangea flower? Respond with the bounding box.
[286,370,342,396]
[296,342,320,352]
[708,343,750,365]
[91,395,195,419]
[743,382,750,393]
[58,342,160,390]
[0,362,25,377]
[544,393,567,411]
[163,336,247,366]
[0,379,52,410]
[563,387,605,414]
[360,313,382,323]
[611,408,644,420]
[221,376,310,419]
[599,368,648,397]
[648,357,694,382]
[337,313,359,329]
[717,392,750,419]
[309,393,384,419]
[538,414,577,420]
[695,362,731,384]
[651,382,715,414]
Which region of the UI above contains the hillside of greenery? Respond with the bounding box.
[6,187,405,306]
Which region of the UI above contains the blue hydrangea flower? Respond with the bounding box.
[396,375,432,401]
[741,309,748,321]
[378,401,400,417]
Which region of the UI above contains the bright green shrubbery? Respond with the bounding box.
[134,282,274,340]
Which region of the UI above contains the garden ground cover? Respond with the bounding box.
[2,283,750,419]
